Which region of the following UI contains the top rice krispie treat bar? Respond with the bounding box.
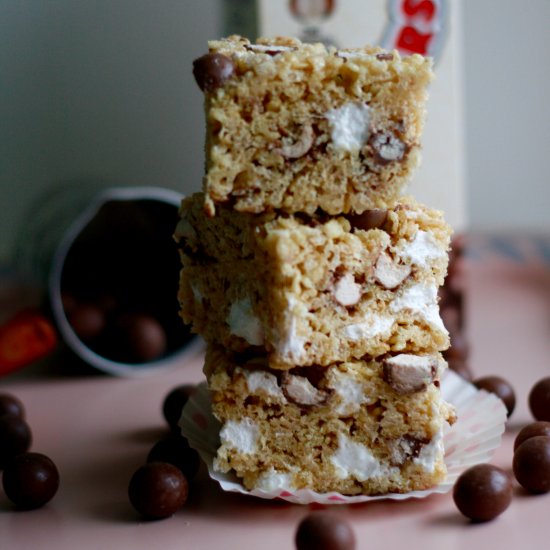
[192,35,433,217]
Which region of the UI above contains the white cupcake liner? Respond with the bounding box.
[180,369,507,505]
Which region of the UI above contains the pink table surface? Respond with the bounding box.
[1,235,550,550]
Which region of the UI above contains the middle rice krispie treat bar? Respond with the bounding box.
[193,36,433,216]
[175,193,451,369]
[205,347,456,495]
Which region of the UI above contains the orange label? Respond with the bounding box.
[0,310,57,375]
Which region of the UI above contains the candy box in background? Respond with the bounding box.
[251,0,470,375]
[252,0,466,231]
[2,186,201,377]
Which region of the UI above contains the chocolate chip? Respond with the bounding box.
[0,416,32,469]
[68,303,107,342]
[295,512,356,550]
[0,393,25,419]
[2,452,59,509]
[473,376,516,418]
[513,436,550,493]
[390,435,430,466]
[374,252,411,290]
[514,422,550,451]
[346,209,387,231]
[529,377,550,421]
[128,462,188,520]
[453,464,512,522]
[281,372,330,407]
[147,434,200,481]
[192,53,235,92]
[383,354,438,395]
[114,313,167,363]
[162,384,196,431]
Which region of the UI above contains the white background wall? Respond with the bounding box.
[462,0,550,232]
[1,0,549,266]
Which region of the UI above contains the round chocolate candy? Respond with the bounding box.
[192,53,235,93]
[453,464,512,522]
[68,303,106,342]
[128,462,188,520]
[147,434,200,481]
[514,421,550,451]
[2,452,59,509]
[0,415,32,469]
[529,377,550,422]
[0,393,25,419]
[295,512,356,550]
[513,436,550,493]
[162,384,196,430]
[346,209,387,231]
[473,376,516,418]
[116,313,167,363]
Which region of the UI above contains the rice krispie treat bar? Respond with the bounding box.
[192,35,433,216]
[205,347,455,495]
[175,193,451,369]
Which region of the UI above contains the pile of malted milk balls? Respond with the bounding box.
[127,384,200,519]
[0,393,59,509]
[449,376,550,523]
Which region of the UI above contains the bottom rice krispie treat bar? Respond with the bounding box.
[205,347,456,495]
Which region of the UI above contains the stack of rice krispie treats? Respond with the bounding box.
[175,36,456,495]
